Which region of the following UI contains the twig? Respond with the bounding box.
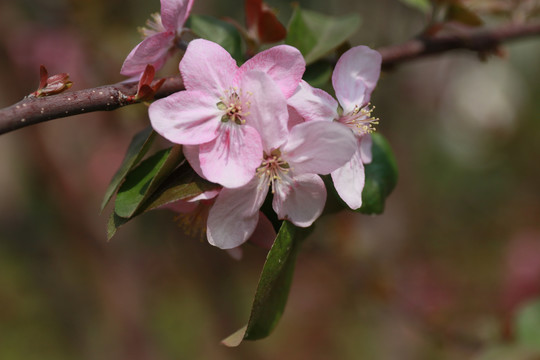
[378,21,540,67]
[1,21,540,135]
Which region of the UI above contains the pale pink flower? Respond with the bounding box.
[121,0,194,77]
[205,120,357,249]
[288,46,382,209]
[149,39,305,188]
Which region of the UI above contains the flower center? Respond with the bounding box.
[338,104,379,136]
[217,88,252,125]
[139,13,166,38]
[256,149,292,193]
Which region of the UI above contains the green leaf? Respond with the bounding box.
[286,6,361,65]
[222,221,302,346]
[107,162,218,240]
[516,299,540,351]
[398,0,431,13]
[100,126,155,212]
[141,165,218,212]
[186,15,243,63]
[358,133,398,214]
[114,146,184,218]
[107,212,129,240]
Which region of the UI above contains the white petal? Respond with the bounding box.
[149,91,221,145]
[240,70,289,151]
[235,45,305,98]
[287,80,338,122]
[180,39,237,98]
[160,0,193,32]
[332,46,381,113]
[331,147,365,210]
[207,177,269,249]
[273,174,326,227]
[198,125,262,188]
[359,134,373,164]
[282,121,356,175]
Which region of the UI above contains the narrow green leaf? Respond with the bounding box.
[286,6,360,65]
[358,133,398,214]
[107,162,218,239]
[398,0,431,13]
[107,212,129,240]
[114,146,184,218]
[142,165,219,212]
[100,127,155,212]
[223,221,303,346]
[516,299,540,351]
[186,15,243,63]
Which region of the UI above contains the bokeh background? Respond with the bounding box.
[1,0,540,359]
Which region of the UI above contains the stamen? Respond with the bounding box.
[216,87,252,125]
[256,149,291,194]
[338,103,379,136]
[139,13,166,38]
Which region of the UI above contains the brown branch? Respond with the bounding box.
[1,21,540,135]
[378,21,540,68]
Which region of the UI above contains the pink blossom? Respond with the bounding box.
[120,0,194,77]
[149,39,305,188]
[205,120,357,249]
[288,46,382,209]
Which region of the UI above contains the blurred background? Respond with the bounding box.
[1,0,540,359]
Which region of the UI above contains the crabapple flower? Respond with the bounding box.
[149,39,305,188]
[205,120,357,249]
[120,0,194,77]
[288,45,382,210]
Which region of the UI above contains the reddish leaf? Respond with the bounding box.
[258,5,287,43]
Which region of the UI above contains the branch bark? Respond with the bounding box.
[1,21,540,135]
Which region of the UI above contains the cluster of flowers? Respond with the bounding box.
[122,0,382,251]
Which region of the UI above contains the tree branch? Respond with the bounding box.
[1,21,540,135]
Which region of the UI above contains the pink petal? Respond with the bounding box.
[180,39,238,98]
[247,212,276,250]
[287,106,305,131]
[331,147,365,210]
[332,46,382,114]
[198,124,263,188]
[120,32,175,76]
[188,188,221,201]
[287,80,338,122]
[240,70,289,151]
[282,121,356,175]
[149,90,222,145]
[183,145,206,179]
[207,177,268,249]
[359,134,373,164]
[235,45,305,98]
[273,174,326,227]
[160,0,193,32]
